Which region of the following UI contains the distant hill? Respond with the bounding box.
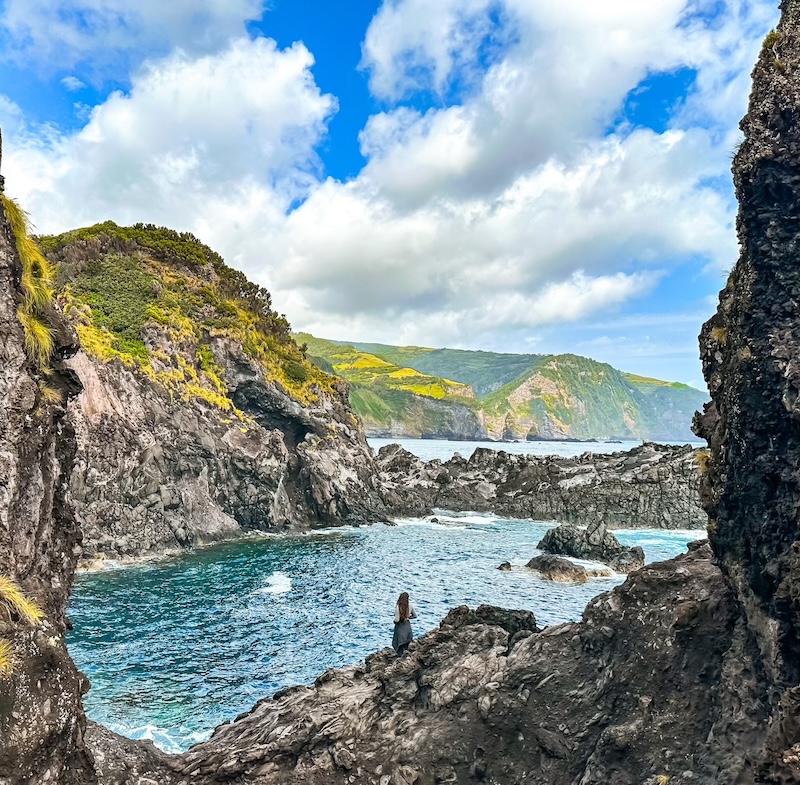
[296,334,708,442]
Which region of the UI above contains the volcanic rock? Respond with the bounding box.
[378,441,705,529]
[537,521,645,573]
[525,554,589,583]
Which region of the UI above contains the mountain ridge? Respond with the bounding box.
[297,333,708,441]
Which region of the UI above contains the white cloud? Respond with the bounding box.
[0,0,779,385]
[362,0,503,101]
[61,76,86,91]
[0,0,265,68]
[3,37,335,232]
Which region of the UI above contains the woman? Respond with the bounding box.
[392,591,417,655]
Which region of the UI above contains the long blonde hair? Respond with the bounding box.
[397,592,410,622]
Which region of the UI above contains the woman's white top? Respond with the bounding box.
[394,602,417,623]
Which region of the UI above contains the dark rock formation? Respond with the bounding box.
[694,3,800,777]
[378,441,705,529]
[537,521,645,573]
[0,200,94,782]
[525,554,589,583]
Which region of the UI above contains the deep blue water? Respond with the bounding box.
[67,513,704,752]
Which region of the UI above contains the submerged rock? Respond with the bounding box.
[525,554,589,583]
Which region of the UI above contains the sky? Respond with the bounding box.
[0,0,781,390]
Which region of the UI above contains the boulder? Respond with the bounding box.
[525,554,589,583]
[537,521,645,573]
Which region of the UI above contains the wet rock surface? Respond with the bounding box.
[378,440,705,529]
[537,521,645,573]
[525,554,590,583]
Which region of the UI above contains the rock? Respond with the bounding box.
[525,554,589,583]
[0,198,95,782]
[377,442,706,529]
[537,523,645,573]
[497,561,512,571]
[60,333,389,562]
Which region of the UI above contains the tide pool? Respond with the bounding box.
[67,514,705,752]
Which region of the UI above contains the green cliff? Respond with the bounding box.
[301,336,707,441]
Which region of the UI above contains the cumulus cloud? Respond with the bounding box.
[0,0,265,68]
[0,0,779,380]
[3,37,335,232]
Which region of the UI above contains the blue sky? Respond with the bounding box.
[0,0,780,389]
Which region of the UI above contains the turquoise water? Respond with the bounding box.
[67,514,704,752]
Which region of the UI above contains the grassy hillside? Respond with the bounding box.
[333,341,545,398]
[480,354,706,441]
[42,222,336,410]
[295,334,474,400]
[296,334,483,438]
[299,335,708,441]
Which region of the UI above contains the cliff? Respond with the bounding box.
[41,224,388,562]
[7,1,800,781]
[377,441,706,529]
[302,335,707,441]
[0,195,95,782]
[694,2,800,776]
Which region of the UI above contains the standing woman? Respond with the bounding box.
[392,591,417,655]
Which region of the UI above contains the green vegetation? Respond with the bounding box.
[0,575,44,678]
[763,29,781,51]
[300,334,708,441]
[45,222,335,409]
[0,638,11,677]
[0,575,44,625]
[1,195,55,369]
[338,340,545,398]
[295,334,474,400]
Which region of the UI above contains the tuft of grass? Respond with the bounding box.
[1,195,55,369]
[0,639,12,677]
[710,326,728,346]
[763,29,781,52]
[17,308,53,369]
[38,381,62,404]
[695,449,712,476]
[0,576,44,625]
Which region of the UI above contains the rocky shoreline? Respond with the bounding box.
[378,440,705,529]
[6,2,800,782]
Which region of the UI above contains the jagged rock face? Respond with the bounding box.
[0,206,94,783]
[537,521,645,573]
[67,346,387,562]
[378,441,706,529]
[695,3,800,777]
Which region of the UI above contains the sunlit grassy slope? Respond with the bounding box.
[301,335,708,440]
[42,222,336,409]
